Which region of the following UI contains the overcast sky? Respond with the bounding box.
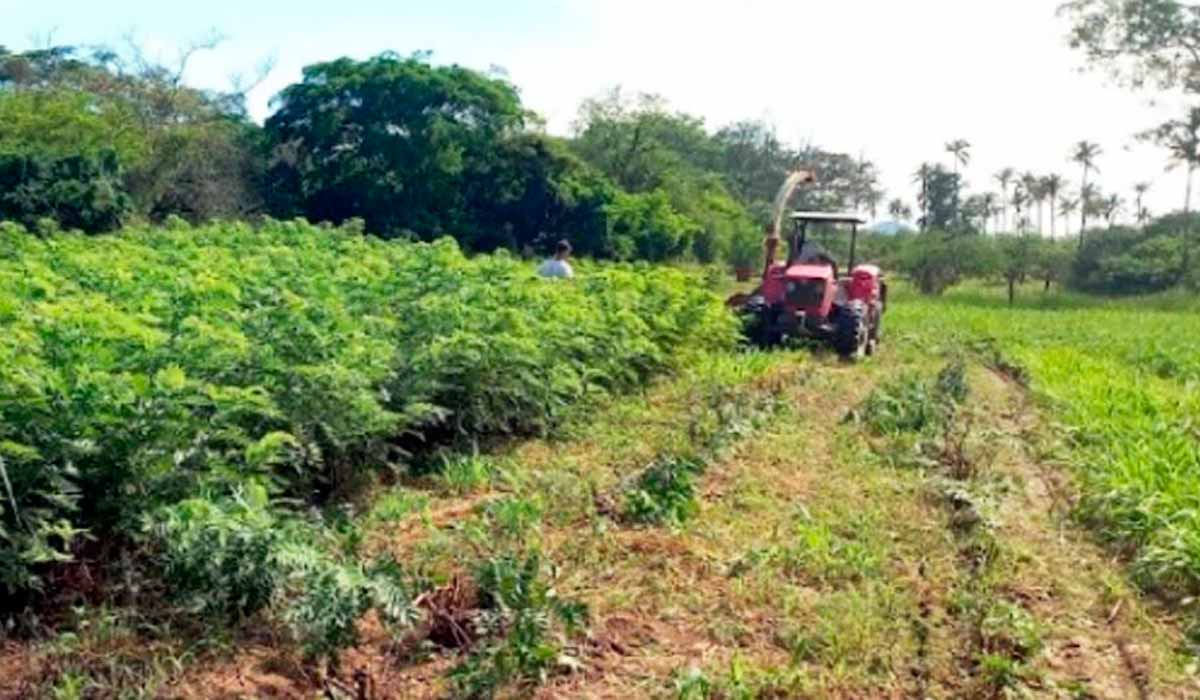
[4,0,1196,229]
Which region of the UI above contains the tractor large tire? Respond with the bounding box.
[833,304,867,359]
[741,305,778,348]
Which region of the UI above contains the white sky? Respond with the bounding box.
[8,0,1197,230]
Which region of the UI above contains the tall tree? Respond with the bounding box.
[1103,193,1124,225]
[0,42,268,222]
[1081,183,1104,226]
[1019,172,1041,234]
[1138,106,1200,214]
[1133,181,1152,226]
[994,167,1016,231]
[1072,140,1102,246]
[1061,0,1200,93]
[572,87,718,194]
[981,192,998,233]
[851,155,884,217]
[945,139,971,216]
[1034,180,1049,235]
[913,163,935,229]
[712,119,791,207]
[962,193,994,233]
[1042,174,1066,239]
[266,53,527,238]
[915,164,961,230]
[1059,195,1079,236]
[1011,185,1030,233]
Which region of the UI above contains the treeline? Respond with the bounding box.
[889,133,1199,298]
[856,215,1200,301]
[0,45,883,264]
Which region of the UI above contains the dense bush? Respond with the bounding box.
[1,47,266,225]
[150,483,420,660]
[0,150,132,232]
[895,231,995,295]
[0,219,737,600]
[1072,217,1196,294]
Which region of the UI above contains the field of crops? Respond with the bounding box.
[4,224,1200,698]
[890,286,1200,599]
[0,220,735,622]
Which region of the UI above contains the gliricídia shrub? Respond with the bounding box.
[150,483,422,662]
[0,219,736,601]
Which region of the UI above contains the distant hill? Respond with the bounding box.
[866,220,916,235]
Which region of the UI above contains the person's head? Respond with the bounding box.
[555,240,572,259]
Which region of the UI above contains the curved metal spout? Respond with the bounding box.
[770,170,815,240]
[764,170,816,273]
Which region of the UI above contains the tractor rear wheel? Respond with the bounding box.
[833,304,867,359]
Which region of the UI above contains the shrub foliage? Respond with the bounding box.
[0,218,736,601]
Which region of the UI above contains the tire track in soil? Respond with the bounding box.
[944,367,1198,699]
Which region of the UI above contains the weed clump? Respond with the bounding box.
[150,484,423,665]
[622,455,705,526]
[451,550,588,698]
[857,358,967,437]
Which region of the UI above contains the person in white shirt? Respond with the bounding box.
[538,240,574,279]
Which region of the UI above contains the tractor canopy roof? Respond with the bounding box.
[788,211,868,226]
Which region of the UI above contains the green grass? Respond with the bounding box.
[892,281,1200,599]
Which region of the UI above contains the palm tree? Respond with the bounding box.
[981,192,998,234]
[1042,174,1066,239]
[946,139,971,216]
[946,139,971,175]
[1019,172,1041,234]
[1103,194,1124,225]
[1081,184,1104,229]
[1133,182,1152,228]
[1071,140,1102,246]
[1011,186,1029,233]
[994,168,1016,231]
[1034,181,1049,235]
[1059,196,1079,236]
[912,163,935,229]
[863,188,885,220]
[1138,107,1200,214]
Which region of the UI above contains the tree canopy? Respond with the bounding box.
[265,53,527,238]
[1061,0,1200,92]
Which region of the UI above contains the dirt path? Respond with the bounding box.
[962,368,1196,699]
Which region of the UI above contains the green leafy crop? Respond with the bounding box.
[0,218,736,603]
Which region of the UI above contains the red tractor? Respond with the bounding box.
[732,210,887,359]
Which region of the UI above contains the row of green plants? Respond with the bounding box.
[859,360,1046,695]
[0,218,737,619]
[619,357,791,527]
[888,285,1200,605]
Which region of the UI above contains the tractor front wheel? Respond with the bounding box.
[741,304,779,348]
[833,305,867,359]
